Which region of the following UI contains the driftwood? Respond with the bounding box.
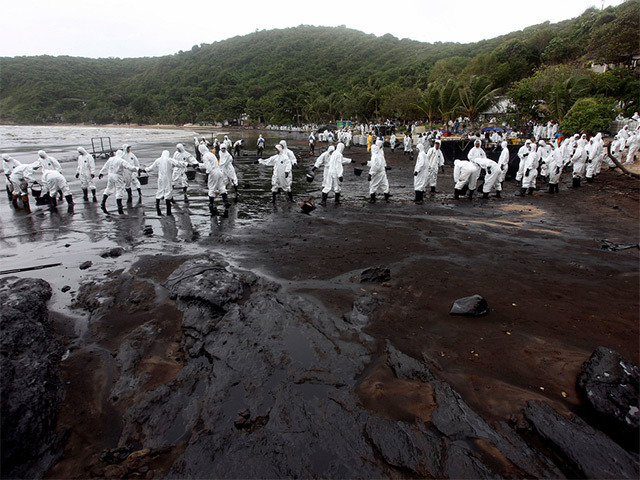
[606,144,640,179]
[0,263,62,275]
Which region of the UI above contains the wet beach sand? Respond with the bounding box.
[2,134,639,477]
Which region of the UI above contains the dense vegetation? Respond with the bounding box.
[1,0,637,132]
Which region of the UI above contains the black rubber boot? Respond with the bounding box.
[126,188,133,204]
[516,188,526,196]
[414,191,422,204]
[547,184,554,193]
[22,195,30,213]
[101,195,109,213]
[335,192,341,205]
[58,191,64,201]
[482,192,489,199]
[183,187,188,203]
[495,190,501,198]
[234,185,239,202]
[117,198,125,214]
[384,193,390,203]
[165,199,172,215]
[320,192,328,207]
[287,191,294,202]
[272,192,277,204]
[430,186,436,194]
[209,196,218,216]
[586,176,594,183]
[82,188,89,201]
[12,194,19,208]
[527,187,534,195]
[65,194,74,213]
[49,195,58,212]
[572,177,580,188]
[554,184,559,193]
[454,189,461,200]
[368,193,376,204]
[92,189,98,202]
[156,199,163,216]
[222,193,231,208]
[137,188,142,202]
[467,189,475,199]
[6,185,12,202]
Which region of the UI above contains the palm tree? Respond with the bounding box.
[414,83,440,128]
[439,79,462,129]
[459,75,499,130]
[545,74,591,122]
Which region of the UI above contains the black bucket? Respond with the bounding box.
[31,181,42,198]
[354,167,363,176]
[186,170,196,181]
[138,172,149,185]
[301,199,316,214]
[306,173,315,183]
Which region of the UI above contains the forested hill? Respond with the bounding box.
[1,0,638,127]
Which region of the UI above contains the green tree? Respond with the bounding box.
[459,75,499,130]
[559,97,619,136]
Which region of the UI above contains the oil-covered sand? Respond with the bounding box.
[1,137,638,478]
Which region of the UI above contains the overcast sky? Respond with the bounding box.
[2,0,626,59]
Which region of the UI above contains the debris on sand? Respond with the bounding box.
[449,294,489,316]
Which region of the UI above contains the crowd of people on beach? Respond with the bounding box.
[2,116,639,216]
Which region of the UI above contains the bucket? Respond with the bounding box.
[138,172,149,185]
[186,170,196,180]
[306,173,315,183]
[300,199,316,214]
[31,181,42,198]
[354,167,363,176]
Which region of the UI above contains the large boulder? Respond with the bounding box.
[0,277,65,479]
[577,346,639,439]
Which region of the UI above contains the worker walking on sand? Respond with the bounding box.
[497,141,510,194]
[2,153,21,203]
[310,145,335,193]
[367,140,390,203]
[218,144,239,201]
[200,144,230,216]
[403,134,413,160]
[413,143,428,204]
[75,147,97,202]
[171,143,199,203]
[144,150,187,216]
[122,144,142,203]
[257,134,265,157]
[98,150,140,215]
[320,142,355,206]
[257,144,293,204]
[517,143,540,195]
[279,140,297,191]
[425,139,445,195]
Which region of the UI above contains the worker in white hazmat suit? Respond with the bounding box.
[218,144,239,201]
[497,141,510,193]
[389,133,397,152]
[42,169,74,213]
[517,143,540,195]
[2,153,21,202]
[547,143,564,194]
[413,144,429,204]
[233,139,244,157]
[320,142,354,206]
[257,135,265,157]
[537,140,552,179]
[453,160,480,199]
[310,145,335,194]
[9,162,40,212]
[473,156,501,198]
[75,147,97,202]
[425,140,445,194]
[403,134,413,160]
[624,131,640,165]
[367,141,390,203]
[122,144,142,203]
[570,137,587,188]
[515,140,532,182]
[171,143,198,202]
[257,144,293,203]
[199,144,229,216]
[465,140,486,199]
[144,150,187,216]
[98,150,140,214]
[279,140,297,190]
[36,150,62,172]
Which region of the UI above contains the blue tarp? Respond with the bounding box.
[481,126,504,132]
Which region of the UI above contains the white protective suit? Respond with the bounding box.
[521,144,540,189]
[42,169,71,198]
[9,162,40,196]
[200,144,227,198]
[390,133,396,151]
[515,140,532,181]
[122,145,141,191]
[497,141,510,183]
[37,150,62,172]
[145,150,187,200]
[2,154,22,198]
[171,143,198,188]
[367,144,389,196]
[99,150,138,199]
[259,144,292,193]
[538,140,552,177]
[218,145,238,189]
[624,132,640,165]
[424,142,445,188]
[570,139,587,179]
[322,143,352,195]
[467,141,487,163]
[279,140,297,189]
[548,145,564,187]
[312,146,335,190]
[413,144,429,192]
[474,157,501,194]
[453,160,480,191]
[403,134,412,156]
[76,147,96,192]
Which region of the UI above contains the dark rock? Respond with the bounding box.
[61,285,71,293]
[449,294,489,316]
[143,226,153,236]
[100,247,125,258]
[360,266,391,283]
[343,294,378,328]
[0,277,65,479]
[79,261,92,270]
[577,346,639,439]
[524,400,639,479]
